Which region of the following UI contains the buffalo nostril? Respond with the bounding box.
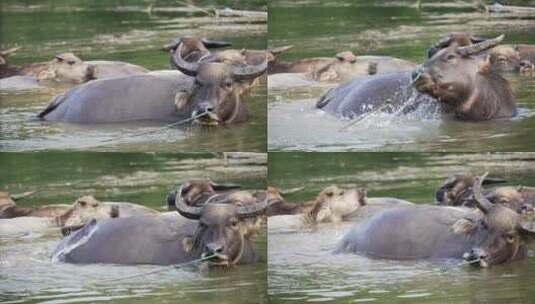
[206,243,224,255]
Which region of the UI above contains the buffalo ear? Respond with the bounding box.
[452,218,476,234]
[316,207,333,223]
[478,55,492,74]
[520,221,535,239]
[182,236,194,252]
[357,188,367,206]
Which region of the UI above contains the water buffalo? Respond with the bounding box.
[317,71,441,118]
[269,48,417,82]
[268,185,414,232]
[489,44,535,74]
[52,186,267,266]
[166,180,242,210]
[268,186,365,231]
[0,52,149,91]
[435,172,534,214]
[0,195,120,236]
[162,36,232,62]
[427,32,535,74]
[435,172,507,207]
[0,47,21,78]
[337,173,535,267]
[38,43,267,124]
[412,35,517,120]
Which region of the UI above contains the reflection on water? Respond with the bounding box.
[0,0,266,152]
[0,152,267,303]
[268,0,535,151]
[268,152,535,303]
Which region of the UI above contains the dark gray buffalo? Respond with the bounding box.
[38,43,267,124]
[53,186,267,266]
[336,174,535,267]
[319,35,516,121]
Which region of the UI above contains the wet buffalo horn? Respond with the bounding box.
[232,60,268,80]
[171,43,200,77]
[175,184,202,220]
[211,182,241,191]
[473,172,495,214]
[237,194,268,218]
[457,35,504,56]
[482,177,507,185]
[162,37,231,51]
[201,38,232,48]
[269,45,294,54]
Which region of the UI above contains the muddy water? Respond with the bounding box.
[268,152,535,303]
[0,152,267,303]
[268,0,535,151]
[0,0,266,152]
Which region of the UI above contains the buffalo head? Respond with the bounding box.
[412,35,516,120]
[162,36,231,62]
[175,185,267,267]
[427,32,487,58]
[36,53,96,84]
[171,43,267,125]
[309,185,366,224]
[435,172,506,206]
[458,173,535,267]
[167,180,241,210]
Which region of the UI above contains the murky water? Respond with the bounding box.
[268,152,535,303]
[0,152,267,303]
[268,0,535,151]
[0,0,267,152]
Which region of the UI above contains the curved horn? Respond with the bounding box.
[269,45,294,55]
[175,184,202,220]
[483,177,507,185]
[473,172,495,214]
[170,43,200,77]
[457,35,504,56]
[201,38,232,49]
[210,182,241,191]
[232,59,267,81]
[161,37,182,52]
[0,47,21,57]
[237,193,268,218]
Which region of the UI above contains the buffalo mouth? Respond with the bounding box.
[411,69,436,95]
[462,249,490,268]
[201,252,231,267]
[192,111,221,126]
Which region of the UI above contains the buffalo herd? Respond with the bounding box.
[268,171,535,268]
[1,180,267,269]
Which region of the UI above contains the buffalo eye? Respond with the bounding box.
[223,79,232,88]
[199,221,208,229]
[446,54,457,61]
[325,191,333,197]
[339,190,345,196]
[67,60,76,65]
[505,234,516,244]
[230,218,239,228]
[79,201,87,207]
